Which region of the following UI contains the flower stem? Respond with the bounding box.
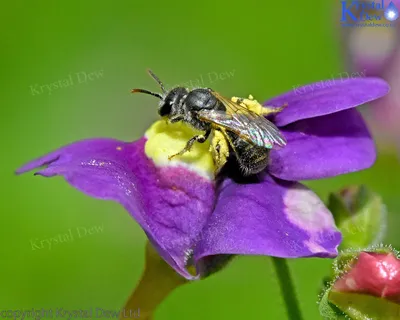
[120,241,188,319]
[271,257,304,320]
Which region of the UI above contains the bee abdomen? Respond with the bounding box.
[238,146,269,176]
[228,132,269,176]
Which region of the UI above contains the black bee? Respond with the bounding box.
[131,70,287,176]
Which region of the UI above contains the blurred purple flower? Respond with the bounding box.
[16,77,389,280]
[338,0,400,146]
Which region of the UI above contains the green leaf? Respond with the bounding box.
[319,283,347,319]
[328,291,400,320]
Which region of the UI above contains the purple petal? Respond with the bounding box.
[194,175,341,260]
[268,109,376,181]
[264,77,389,127]
[16,138,215,280]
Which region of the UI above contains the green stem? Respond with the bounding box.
[271,257,304,320]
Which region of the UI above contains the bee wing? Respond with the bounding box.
[198,91,287,149]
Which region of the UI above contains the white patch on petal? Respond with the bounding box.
[284,185,340,254]
[303,240,329,254]
[284,186,335,231]
[303,240,338,257]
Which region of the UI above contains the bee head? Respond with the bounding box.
[158,87,188,116]
[132,69,178,116]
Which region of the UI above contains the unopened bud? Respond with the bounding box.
[320,246,400,319]
[327,185,387,250]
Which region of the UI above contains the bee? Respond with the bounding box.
[131,70,287,176]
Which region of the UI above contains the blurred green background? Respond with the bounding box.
[2,1,400,319]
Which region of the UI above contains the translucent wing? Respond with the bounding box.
[198,91,287,149]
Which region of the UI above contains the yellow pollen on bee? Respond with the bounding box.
[231,94,263,114]
[232,94,287,116]
[210,130,229,175]
[144,120,215,180]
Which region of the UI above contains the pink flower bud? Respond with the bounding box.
[333,251,400,304]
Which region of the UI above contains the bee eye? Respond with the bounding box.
[158,101,172,116]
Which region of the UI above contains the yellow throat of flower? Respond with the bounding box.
[144,119,215,180]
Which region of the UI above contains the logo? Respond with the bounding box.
[341,1,399,27]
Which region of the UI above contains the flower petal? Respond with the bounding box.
[194,175,341,261]
[264,77,389,127]
[268,109,376,181]
[16,137,215,280]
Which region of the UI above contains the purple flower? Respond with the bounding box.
[16,77,389,280]
[337,0,400,77]
[337,1,400,145]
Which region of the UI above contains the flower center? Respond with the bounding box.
[144,119,215,180]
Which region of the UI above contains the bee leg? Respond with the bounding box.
[261,103,288,116]
[213,144,229,175]
[231,96,246,106]
[168,115,184,123]
[232,95,287,116]
[210,130,229,175]
[168,130,211,160]
[232,95,266,114]
[231,94,255,103]
[236,97,244,104]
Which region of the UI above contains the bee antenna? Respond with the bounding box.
[147,69,167,93]
[131,88,163,100]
